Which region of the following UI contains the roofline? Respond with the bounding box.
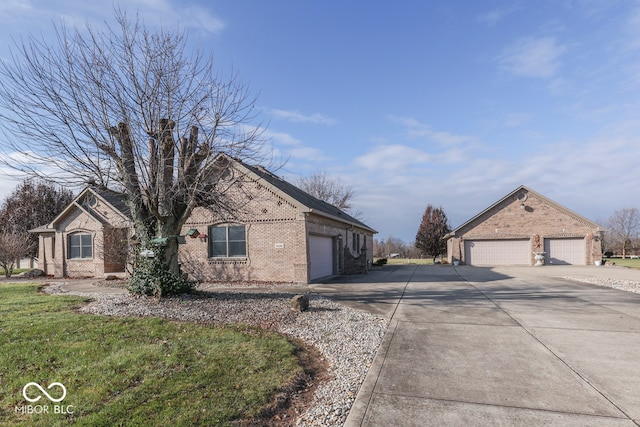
[451,185,602,235]
[223,153,377,233]
[48,187,92,227]
[48,186,131,227]
[29,227,55,234]
[90,188,131,222]
[308,208,378,234]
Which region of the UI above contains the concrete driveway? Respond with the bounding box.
[311,264,640,426]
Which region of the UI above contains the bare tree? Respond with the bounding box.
[0,10,269,282]
[0,231,36,277]
[415,205,451,262]
[373,236,416,258]
[607,208,640,258]
[296,172,358,214]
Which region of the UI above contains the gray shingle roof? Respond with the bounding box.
[90,186,131,219]
[242,162,375,232]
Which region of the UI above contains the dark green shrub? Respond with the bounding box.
[128,245,195,297]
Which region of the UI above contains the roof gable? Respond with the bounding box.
[222,154,376,233]
[452,185,601,235]
[35,156,376,234]
[48,186,131,228]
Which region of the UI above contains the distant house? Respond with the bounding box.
[446,185,603,266]
[30,155,376,283]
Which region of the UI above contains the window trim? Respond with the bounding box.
[68,232,93,259]
[209,224,247,258]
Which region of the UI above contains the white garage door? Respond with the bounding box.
[544,238,585,265]
[465,239,530,265]
[308,235,334,280]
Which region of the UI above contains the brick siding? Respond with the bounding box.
[447,190,602,265]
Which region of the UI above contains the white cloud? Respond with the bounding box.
[263,128,330,161]
[267,109,338,125]
[0,0,33,18]
[390,116,475,146]
[289,146,329,161]
[343,125,640,242]
[0,0,225,35]
[477,6,518,26]
[264,129,302,146]
[499,36,566,78]
[354,144,431,171]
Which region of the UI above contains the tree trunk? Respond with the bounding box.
[158,218,182,277]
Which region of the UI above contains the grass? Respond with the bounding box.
[605,257,640,269]
[382,257,640,269]
[384,258,437,265]
[0,268,29,277]
[0,283,302,426]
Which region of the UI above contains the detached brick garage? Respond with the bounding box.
[446,186,603,266]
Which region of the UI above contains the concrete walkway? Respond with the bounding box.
[311,264,640,426]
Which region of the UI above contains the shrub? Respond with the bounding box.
[128,245,195,297]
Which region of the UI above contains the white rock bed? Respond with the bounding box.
[560,276,640,294]
[45,284,388,426]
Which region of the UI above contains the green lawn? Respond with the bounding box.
[0,283,302,426]
[605,257,640,269]
[0,268,29,277]
[384,258,436,265]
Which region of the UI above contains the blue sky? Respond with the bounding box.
[0,1,639,242]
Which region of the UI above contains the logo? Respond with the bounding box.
[22,382,67,403]
[16,382,73,416]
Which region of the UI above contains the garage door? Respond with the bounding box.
[464,239,530,265]
[544,238,585,265]
[308,235,334,280]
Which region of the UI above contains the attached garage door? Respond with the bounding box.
[544,238,585,265]
[308,235,334,280]
[465,239,530,265]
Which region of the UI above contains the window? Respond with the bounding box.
[209,225,246,257]
[68,233,92,259]
[352,232,361,253]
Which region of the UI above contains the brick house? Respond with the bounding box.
[446,185,603,266]
[30,186,132,278]
[31,155,376,282]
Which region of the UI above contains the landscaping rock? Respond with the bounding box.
[290,294,310,312]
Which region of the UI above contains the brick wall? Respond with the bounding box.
[448,190,602,265]
[179,176,375,283]
[43,194,132,278]
[179,178,309,282]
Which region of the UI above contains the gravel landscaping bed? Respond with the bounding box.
[44,283,388,426]
[560,276,640,294]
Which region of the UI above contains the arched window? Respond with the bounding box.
[209,225,246,257]
[68,233,93,259]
